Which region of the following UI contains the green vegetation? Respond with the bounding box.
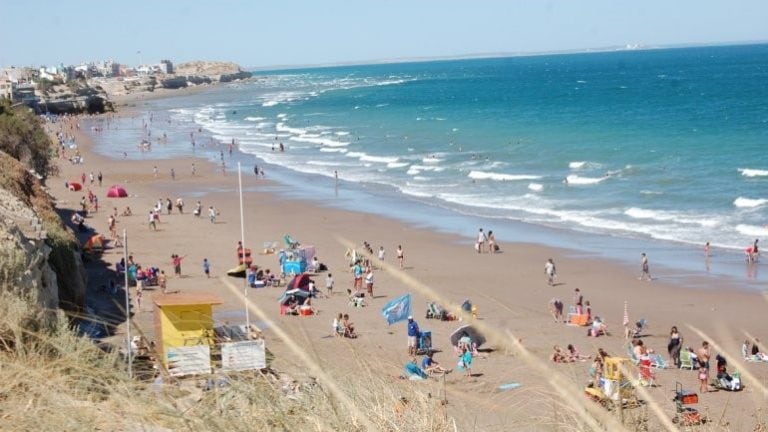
[0,99,53,177]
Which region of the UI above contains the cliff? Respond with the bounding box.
[38,80,114,115]
[0,101,87,321]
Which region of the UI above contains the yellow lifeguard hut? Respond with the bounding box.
[153,294,222,376]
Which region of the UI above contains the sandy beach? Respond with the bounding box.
[49,104,768,430]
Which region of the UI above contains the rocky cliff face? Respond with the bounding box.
[0,151,86,318]
[39,82,113,115]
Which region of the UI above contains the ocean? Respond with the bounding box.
[89,44,768,285]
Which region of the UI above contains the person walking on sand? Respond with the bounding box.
[476,228,487,253]
[191,163,196,176]
[545,258,556,286]
[208,206,217,223]
[377,246,385,265]
[166,198,173,215]
[397,245,404,269]
[194,201,202,217]
[638,253,651,281]
[148,211,157,231]
[158,270,168,294]
[170,168,176,180]
[202,258,211,278]
[176,197,184,214]
[325,273,334,296]
[153,166,158,178]
[97,171,103,187]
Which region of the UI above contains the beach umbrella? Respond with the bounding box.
[106,185,128,198]
[68,182,82,191]
[450,325,486,348]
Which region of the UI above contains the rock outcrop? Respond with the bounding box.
[0,151,87,318]
[38,81,114,114]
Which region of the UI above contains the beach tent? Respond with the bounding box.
[83,234,105,253]
[286,273,312,291]
[226,263,247,278]
[450,325,487,348]
[68,182,82,191]
[106,185,128,198]
[277,273,313,304]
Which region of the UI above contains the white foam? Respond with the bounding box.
[277,113,288,119]
[406,167,421,176]
[360,154,399,163]
[565,175,606,185]
[569,161,587,169]
[387,162,410,168]
[422,157,443,164]
[733,197,768,208]
[413,176,429,181]
[276,122,307,135]
[262,101,279,107]
[736,224,768,237]
[334,131,350,136]
[739,168,768,177]
[624,207,719,227]
[319,147,348,153]
[468,171,542,181]
[528,183,543,192]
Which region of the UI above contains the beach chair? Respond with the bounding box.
[284,234,299,250]
[679,350,695,370]
[650,353,670,369]
[416,331,432,355]
[627,344,640,365]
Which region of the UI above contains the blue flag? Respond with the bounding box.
[381,293,412,325]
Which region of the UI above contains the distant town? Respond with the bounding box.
[0,59,251,113]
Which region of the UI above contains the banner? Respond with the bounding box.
[381,293,412,325]
[167,345,211,377]
[221,339,266,371]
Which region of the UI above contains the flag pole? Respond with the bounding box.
[123,228,132,378]
[238,162,251,332]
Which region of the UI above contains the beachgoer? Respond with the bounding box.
[176,197,184,214]
[488,230,498,253]
[476,228,486,253]
[333,313,343,336]
[704,242,710,257]
[172,254,185,277]
[459,346,473,377]
[697,341,711,388]
[545,258,556,286]
[551,345,570,363]
[208,206,216,223]
[158,270,167,294]
[549,298,564,323]
[166,198,173,215]
[97,171,102,186]
[342,314,356,338]
[148,211,156,230]
[377,246,385,264]
[325,273,334,296]
[191,163,196,176]
[422,352,449,375]
[153,166,158,178]
[397,245,404,269]
[170,168,176,180]
[365,268,374,296]
[638,253,651,281]
[194,201,202,217]
[203,258,211,278]
[567,344,590,361]
[668,326,682,367]
[407,316,420,356]
[573,288,583,315]
[352,261,363,292]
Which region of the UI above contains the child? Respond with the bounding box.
[325,273,334,295]
[203,258,211,278]
[698,365,708,393]
[333,313,342,337]
[158,270,167,294]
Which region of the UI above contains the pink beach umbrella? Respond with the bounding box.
[106,185,128,198]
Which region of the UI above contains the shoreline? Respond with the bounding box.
[51,95,768,430]
[85,93,765,292]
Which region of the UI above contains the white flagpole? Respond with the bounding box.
[123,228,132,378]
[238,162,251,332]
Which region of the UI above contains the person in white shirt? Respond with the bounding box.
[477,228,487,253]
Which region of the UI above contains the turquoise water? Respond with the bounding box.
[89,44,768,283]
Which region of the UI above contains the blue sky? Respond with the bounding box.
[3,0,767,69]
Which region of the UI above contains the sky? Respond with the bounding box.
[2,0,767,69]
